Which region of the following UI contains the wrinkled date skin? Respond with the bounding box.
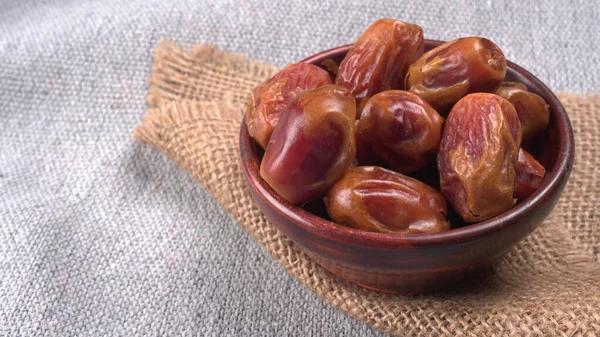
[514,148,546,201]
[336,19,424,116]
[245,63,333,149]
[324,166,450,234]
[405,37,506,114]
[356,90,444,174]
[494,82,550,141]
[260,85,356,205]
[438,93,521,223]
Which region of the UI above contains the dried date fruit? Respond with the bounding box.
[336,19,424,116]
[356,90,444,174]
[260,85,356,204]
[494,82,550,141]
[514,148,545,200]
[405,37,506,114]
[438,93,521,222]
[245,63,333,149]
[324,166,450,234]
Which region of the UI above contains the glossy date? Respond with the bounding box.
[355,90,444,173]
[494,81,550,141]
[324,166,450,233]
[245,63,333,149]
[260,85,356,205]
[336,19,424,115]
[405,37,506,114]
[438,93,521,222]
[514,148,546,200]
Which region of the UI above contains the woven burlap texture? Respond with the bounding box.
[134,41,600,336]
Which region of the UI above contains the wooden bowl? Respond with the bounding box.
[239,40,575,294]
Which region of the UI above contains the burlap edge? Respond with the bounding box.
[147,40,279,108]
[134,99,241,149]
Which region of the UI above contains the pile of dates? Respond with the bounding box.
[245,19,549,234]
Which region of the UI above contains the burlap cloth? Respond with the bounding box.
[134,41,600,336]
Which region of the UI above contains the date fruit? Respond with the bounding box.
[438,93,521,222]
[336,19,424,115]
[514,148,545,200]
[260,85,356,204]
[405,37,506,114]
[356,90,444,174]
[494,82,550,141]
[245,63,333,149]
[324,166,450,234]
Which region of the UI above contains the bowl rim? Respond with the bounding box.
[239,40,575,249]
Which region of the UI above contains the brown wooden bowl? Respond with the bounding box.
[239,40,575,294]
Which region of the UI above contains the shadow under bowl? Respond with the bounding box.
[239,40,575,294]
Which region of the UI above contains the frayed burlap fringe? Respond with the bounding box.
[134,41,600,336]
[147,40,279,108]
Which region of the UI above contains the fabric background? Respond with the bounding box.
[1,1,598,336]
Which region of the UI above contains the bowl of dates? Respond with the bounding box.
[239,19,574,293]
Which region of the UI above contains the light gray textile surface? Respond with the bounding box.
[1,0,598,336]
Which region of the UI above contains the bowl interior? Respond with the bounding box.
[240,40,574,248]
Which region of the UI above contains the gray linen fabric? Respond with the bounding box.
[1,0,598,336]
